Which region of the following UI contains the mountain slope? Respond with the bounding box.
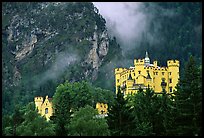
[2,2,122,114]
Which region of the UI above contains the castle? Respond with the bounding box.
[34,96,53,120]
[34,95,108,120]
[115,52,179,95]
[34,52,179,120]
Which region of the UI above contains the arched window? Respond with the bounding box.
[45,108,48,114]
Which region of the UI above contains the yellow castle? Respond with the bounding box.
[96,102,108,114]
[34,96,53,120]
[34,95,107,120]
[115,52,179,95]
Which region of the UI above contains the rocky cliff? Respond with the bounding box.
[2,2,122,114]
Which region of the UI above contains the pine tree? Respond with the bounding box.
[107,86,133,136]
[130,88,154,136]
[171,55,202,136]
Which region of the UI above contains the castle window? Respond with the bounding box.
[169,78,172,83]
[162,72,164,75]
[45,108,48,114]
[138,71,141,74]
[156,72,158,75]
[169,87,172,92]
[169,72,171,75]
[117,79,119,83]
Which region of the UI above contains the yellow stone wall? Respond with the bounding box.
[34,95,53,121]
[96,102,108,114]
[34,97,108,119]
[115,57,179,96]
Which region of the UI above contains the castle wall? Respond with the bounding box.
[115,57,179,95]
[34,96,53,121]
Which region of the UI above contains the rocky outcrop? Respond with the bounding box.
[86,26,109,72]
[13,66,21,86]
[15,34,37,61]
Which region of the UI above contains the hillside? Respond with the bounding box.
[125,2,202,68]
[2,2,122,114]
[2,2,202,116]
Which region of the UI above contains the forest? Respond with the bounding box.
[2,2,202,136]
[2,56,202,136]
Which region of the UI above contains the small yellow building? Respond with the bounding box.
[115,52,179,95]
[96,103,108,114]
[34,95,53,121]
[34,96,108,119]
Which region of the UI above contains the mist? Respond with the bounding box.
[93,3,147,53]
[93,2,178,56]
[32,52,79,88]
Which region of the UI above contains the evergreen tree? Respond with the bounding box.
[170,56,202,136]
[2,105,25,136]
[129,88,154,136]
[107,86,133,136]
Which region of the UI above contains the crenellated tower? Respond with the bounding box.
[34,96,43,114]
[167,60,180,93]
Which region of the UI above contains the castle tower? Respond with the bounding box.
[41,95,53,121]
[167,60,179,93]
[144,51,150,66]
[34,97,43,114]
[126,73,134,95]
[115,68,125,94]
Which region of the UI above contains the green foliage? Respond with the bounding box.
[2,115,13,136]
[2,2,122,115]
[169,56,202,136]
[15,103,52,136]
[68,105,110,136]
[52,80,114,135]
[2,2,202,136]
[107,87,133,136]
[52,81,73,136]
[128,2,201,68]
[3,102,55,136]
[15,102,55,136]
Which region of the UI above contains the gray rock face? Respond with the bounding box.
[86,26,109,72]
[2,2,120,92]
[15,34,37,61]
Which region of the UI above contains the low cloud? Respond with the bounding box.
[33,52,78,87]
[93,2,179,56]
